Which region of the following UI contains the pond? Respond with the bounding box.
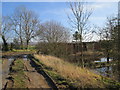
[94,58,120,82]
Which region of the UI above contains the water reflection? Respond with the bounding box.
[95,66,112,76]
[2,57,14,76]
[2,58,14,88]
[8,57,14,69]
[94,64,120,81]
[94,58,113,62]
[23,55,28,60]
[8,58,14,61]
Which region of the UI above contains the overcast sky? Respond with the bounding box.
[1,1,119,42]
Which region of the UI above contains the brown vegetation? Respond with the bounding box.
[34,54,105,88]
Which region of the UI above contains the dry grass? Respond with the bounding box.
[34,54,105,88]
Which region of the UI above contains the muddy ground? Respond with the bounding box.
[2,55,53,89]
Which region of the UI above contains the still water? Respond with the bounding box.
[94,58,120,81]
[23,55,28,60]
[94,57,113,62]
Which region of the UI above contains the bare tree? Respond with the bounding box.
[10,6,40,49]
[1,16,12,51]
[22,7,40,49]
[37,20,70,57]
[67,1,93,67]
[98,17,117,63]
[10,7,25,49]
[38,20,70,43]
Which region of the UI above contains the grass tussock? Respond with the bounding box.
[34,54,105,88]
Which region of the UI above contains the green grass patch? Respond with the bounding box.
[12,60,24,72]
[0,59,2,64]
[45,69,75,88]
[11,60,28,88]
[12,71,26,88]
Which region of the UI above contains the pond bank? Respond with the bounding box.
[83,57,120,82]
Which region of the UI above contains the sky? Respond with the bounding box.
[1,1,119,42]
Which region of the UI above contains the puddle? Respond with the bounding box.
[23,55,28,60]
[2,57,14,75]
[95,66,112,74]
[8,58,14,61]
[2,58,15,88]
[94,58,113,62]
[8,57,14,66]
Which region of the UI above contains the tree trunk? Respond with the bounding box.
[106,66,110,77]
[107,53,109,64]
[81,42,84,68]
[26,40,29,49]
[2,35,9,51]
[106,49,109,64]
[10,43,13,51]
[20,37,23,49]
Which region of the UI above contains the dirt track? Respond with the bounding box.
[23,60,51,88]
[2,55,52,89]
[2,59,12,89]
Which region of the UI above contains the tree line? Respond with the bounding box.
[1,6,71,51]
